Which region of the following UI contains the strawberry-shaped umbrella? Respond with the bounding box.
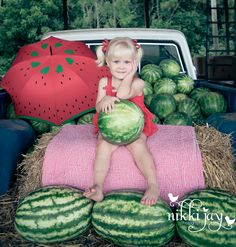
[1,36,110,125]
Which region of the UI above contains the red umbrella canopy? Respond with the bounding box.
[1,36,110,125]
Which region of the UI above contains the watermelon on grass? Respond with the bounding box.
[98,100,144,145]
[159,59,181,78]
[92,191,175,247]
[176,189,236,247]
[173,74,194,94]
[153,78,177,95]
[199,92,227,117]
[149,93,176,119]
[140,64,162,84]
[14,186,93,244]
[163,112,192,126]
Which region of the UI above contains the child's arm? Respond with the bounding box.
[95,78,120,113]
[116,61,144,99]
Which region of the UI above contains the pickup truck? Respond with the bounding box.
[0,28,235,195]
[41,28,236,112]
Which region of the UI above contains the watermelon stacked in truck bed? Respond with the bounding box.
[141,59,227,126]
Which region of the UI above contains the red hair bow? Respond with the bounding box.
[102,39,109,52]
[132,39,141,49]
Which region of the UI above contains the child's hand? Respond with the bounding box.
[101,96,120,113]
[123,60,138,83]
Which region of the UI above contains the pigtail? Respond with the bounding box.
[96,45,106,67]
[136,46,143,63]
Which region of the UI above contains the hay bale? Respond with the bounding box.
[17,125,236,198]
[17,129,60,199]
[195,125,236,194]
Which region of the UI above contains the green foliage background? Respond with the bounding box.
[0,0,207,75]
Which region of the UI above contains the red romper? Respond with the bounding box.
[93,76,158,137]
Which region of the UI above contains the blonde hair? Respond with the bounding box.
[96,37,143,67]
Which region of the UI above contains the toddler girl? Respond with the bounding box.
[83,37,159,206]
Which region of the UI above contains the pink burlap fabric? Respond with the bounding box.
[42,124,205,203]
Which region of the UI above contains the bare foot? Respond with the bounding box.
[83,185,104,202]
[141,183,160,206]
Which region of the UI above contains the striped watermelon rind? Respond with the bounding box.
[143,80,154,96]
[173,74,194,94]
[92,190,175,247]
[177,98,201,121]
[163,112,192,126]
[14,186,94,244]
[199,92,227,117]
[159,59,181,78]
[153,78,177,95]
[149,93,176,119]
[189,87,211,102]
[98,100,144,145]
[77,112,95,124]
[176,189,236,247]
[140,64,163,84]
[173,93,189,104]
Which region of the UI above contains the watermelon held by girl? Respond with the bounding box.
[176,189,236,247]
[14,186,93,244]
[98,100,144,145]
[159,59,181,78]
[92,191,175,247]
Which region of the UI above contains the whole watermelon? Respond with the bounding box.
[173,74,194,94]
[92,191,175,247]
[173,93,189,104]
[77,112,95,124]
[189,87,211,102]
[98,100,144,145]
[159,59,181,78]
[152,115,161,124]
[149,93,176,119]
[163,112,192,126]
[14,186,93,244]
[176,189,236,247]
[140,64,162,84]
[153,78,177,95]
[199,92,227,117]
[177,98,201,122]
[144,94,153,107]
[143,80,154,96]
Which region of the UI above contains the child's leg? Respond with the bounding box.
[127,133,160,206]
[83,134,118,201]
